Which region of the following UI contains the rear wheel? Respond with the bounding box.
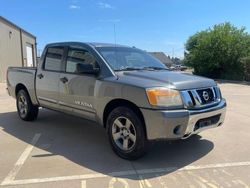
[107,106,147,160]
[16,90,39,121]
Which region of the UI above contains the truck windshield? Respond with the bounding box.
[96,47,167,71]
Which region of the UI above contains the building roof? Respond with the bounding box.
[149,52,173,65]
[0,16,36,39]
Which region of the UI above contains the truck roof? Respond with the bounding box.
[46,42,129,48]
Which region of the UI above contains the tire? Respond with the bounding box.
[190,134,202,140]
[107,106,147,160]
[16,89,39,121]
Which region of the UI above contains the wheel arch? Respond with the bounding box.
[15,83,29,97]
[103,99,147,138]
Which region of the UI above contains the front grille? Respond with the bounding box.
[180,86,221,109]
[196,88,215,104]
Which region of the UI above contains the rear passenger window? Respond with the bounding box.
[44,47,64,71]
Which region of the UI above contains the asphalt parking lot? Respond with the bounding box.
[0,82,250,188]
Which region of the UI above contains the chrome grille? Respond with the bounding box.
[180,86,221,109]
[196,88,215,104]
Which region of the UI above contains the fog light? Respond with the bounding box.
[173,125,182,135]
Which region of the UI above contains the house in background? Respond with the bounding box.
[0,16,37,82]
[149,52,173,67]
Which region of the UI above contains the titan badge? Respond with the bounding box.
[75,101,93,108]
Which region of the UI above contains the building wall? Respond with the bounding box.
[0,21,22,82]
[0,18,36,82]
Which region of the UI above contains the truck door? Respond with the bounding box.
[36,46,65,110]
[58,47,99,121]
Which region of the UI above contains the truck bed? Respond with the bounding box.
[7,67,38,105]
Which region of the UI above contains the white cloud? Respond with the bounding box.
[98,2,115,9]
[69,5,80,9]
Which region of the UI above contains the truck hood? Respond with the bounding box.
[116,70,216,90]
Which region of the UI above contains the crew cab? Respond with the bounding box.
[7,42,226,159]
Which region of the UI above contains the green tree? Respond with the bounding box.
[184,22,250,80]
[242,56,250,81]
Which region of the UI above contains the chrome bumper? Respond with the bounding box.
[141,99,226,140]
[183,99,226,138]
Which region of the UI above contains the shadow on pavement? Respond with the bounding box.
[0,109,214,180]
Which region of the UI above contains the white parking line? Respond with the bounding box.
[1,133,41,186]
[109,178,129,188]
[1,160,250,186]
[1,173,108,186]
[138,175,152,188]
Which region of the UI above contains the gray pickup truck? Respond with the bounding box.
[7,42,226,159]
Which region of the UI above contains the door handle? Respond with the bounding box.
[37,73,44,79]
[60,77,68,84]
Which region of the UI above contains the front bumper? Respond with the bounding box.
[141,99,226,140]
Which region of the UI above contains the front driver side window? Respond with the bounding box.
[66,48,98,73]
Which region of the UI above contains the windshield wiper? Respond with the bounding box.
[142,66,169,70]
[114,67,143,71]
[114,66,168,72]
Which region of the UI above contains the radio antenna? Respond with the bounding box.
[113,23,119,77]
[113,23,117,46]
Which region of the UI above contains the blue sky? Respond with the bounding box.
[1,0,250,58]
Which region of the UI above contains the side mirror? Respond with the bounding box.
[76,63,100,75]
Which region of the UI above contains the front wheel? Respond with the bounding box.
[16,90,39,121]
[107,106,147,160]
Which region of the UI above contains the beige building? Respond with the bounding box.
[0,16,37,82]
[149,52,173,67]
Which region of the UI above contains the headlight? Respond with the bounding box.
[146,87,183,108]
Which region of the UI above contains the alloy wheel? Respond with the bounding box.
[112,116,137,151]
